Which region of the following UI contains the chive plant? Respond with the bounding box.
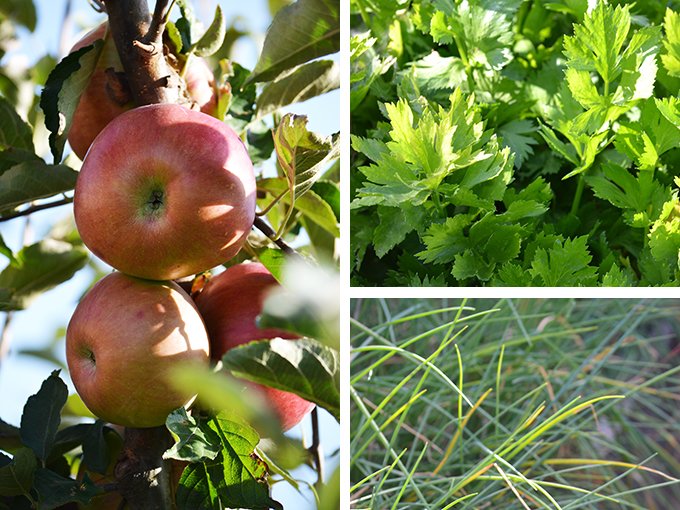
[350,298,680,509]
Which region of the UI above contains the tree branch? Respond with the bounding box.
[309,406,325,488]
[115,426,177,510]
[253,216,305,263]
[0,197,73,222]
[103,0,190,107]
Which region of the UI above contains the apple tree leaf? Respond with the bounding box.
[174,0,199,51]
[273,114,340,204]
[254,60,339,122]
[0,0,36,32]
[0,239,88,312]
[33,469,97,508]
[253,247,287,284]
[258,177,339,236]
[0,95,34,152]
[222,338,340,421]
[222,62,257,134]
[207,411,281,510]
[176,411,283,510]
[244,0,339,86]
[0,418,22,454]
[40,39,104,163]
[19,370,67,462]
[81,420,112,476]
[0,447,37,497]
[0,159,78,211]
[165,408,221,464]
[192,5,226,58]
[0,233,16,266]
[175,461,220,509]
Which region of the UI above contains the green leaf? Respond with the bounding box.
[585,163,671,228]
[563,2,630,85]
[497,119,538,168]
[244,0,339,86]
[260,262,339,349]
[192,5,226,57]
[253,247,287,284]
[175,460,220,509]
[255,60,339,122]
[258,177,339,237]
[373,204,425,258]
[662,8,680,77]
[649,217,680,263]
[0,239,88,311]
[175,0,199,50]
[0,95,34,152]
[398,52,467,92]
[81,420,111,476]
[206,411,283,510]
[165,408,221,464]
[529,236,598,286]
[0,418,22,454]
[418,215,472,265]
[0,233,16,266]
[40,39,104,163]
[0,160,77,211]
[0,0,36,31]
[222,338,340,421]
[353,88,510,210]
[33,469,97,508]
[494,262,535,286]
[350,33,396,111]
[0,447,36,497]
[19,370,68,462]
[451,250,494,282]
[273,114,340,203]
[428,0,517,72]
[655,96,680,129]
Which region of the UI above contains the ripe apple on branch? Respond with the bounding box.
[0,0,339,507]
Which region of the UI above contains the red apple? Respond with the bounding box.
[195,262,316,432]
[68,23,219,160]
[73,103,256,281]
[67,22,132,161]
[66,272,211,428]
[184,56,218,117]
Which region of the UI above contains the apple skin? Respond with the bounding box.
[73,103,256,281]
[66,272,211,428]
[195,262,316,432]
[68,23,218,160]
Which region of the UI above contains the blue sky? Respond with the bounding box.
[0,1,339,508]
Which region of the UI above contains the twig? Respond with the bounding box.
[253,216,304,262]
[309,406,325,487]
[0,313,13,369]
[88,0,107,12]
[0,197,73,222]
[145,0,169,44]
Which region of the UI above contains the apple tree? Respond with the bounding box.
[0,0,340,509]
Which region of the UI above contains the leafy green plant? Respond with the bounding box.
[351,0,680,286]
[350,298,680,509]
[0,0,339,508]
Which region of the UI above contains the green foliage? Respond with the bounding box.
[351,0,680,286]
[0,0,339,509]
